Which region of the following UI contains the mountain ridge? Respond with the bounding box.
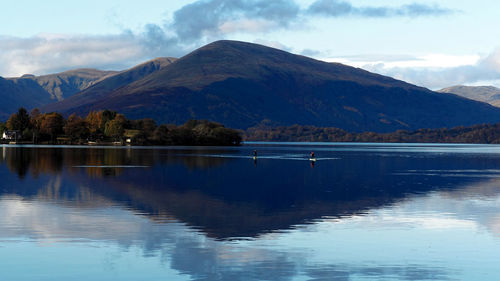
[0,58,177,120]
[439,85,500,107]
[0,76,53,120]
[43,40,500,132]
[43,57,177,114]
[7,68,117,101]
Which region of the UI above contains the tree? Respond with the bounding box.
[101,110,117,126]
[133,118,157,139]
[104,114,126,140]
[39,113,65,143]
[0,122,6,134]
[213,127,242,145]
[30,108,42,143]
[64,114,89,142]
[152,124,170,144]
[6,107,31,133]
[86,111,103,138]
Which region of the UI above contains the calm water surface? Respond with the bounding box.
[0,143,499,280]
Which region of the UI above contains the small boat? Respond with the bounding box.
[309,152,316,162]
[252,150,258,160]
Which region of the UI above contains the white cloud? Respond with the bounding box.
[252,39,291,51]
[0,32,182,77]
[322,50,500,89]
[326,54,480,71]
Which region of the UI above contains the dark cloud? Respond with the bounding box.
[171,0,300,41]
[168,0,453,44]
[307,0,453,18]
[400,3,453,17]
[141,24,179,57]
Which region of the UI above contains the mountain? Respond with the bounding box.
[0,77,53,120]
[44,40,500,132]
[439,85,500,107]
[46,57,176,113]
[0,59,176,121]
[7,69,117,101]
[0,68,116,120]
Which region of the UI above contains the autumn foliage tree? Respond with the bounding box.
[1,108,242,146]
[104,114,126,140]
[86,111,103,138]
[64,114,90,142]
[6,107,31,132]
[39,113,65,143]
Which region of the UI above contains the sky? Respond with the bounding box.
[1,0,500,89]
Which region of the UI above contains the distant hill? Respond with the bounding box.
[0,77,53,120]
[45,57,176,113]
[43,40,500,132]
[0,58,176,121]
[0,69,115,120]
[439,85,500,107]
[7,69,117,101]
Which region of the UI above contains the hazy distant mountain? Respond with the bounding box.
[8,69,117,101]
[44,40,500,132]
[45,57,176,112]
[0,77,53,120]
[439,85,500,107]
[0,58,176,120]
[0,68,116,120]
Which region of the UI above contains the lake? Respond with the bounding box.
[0,142,499,280]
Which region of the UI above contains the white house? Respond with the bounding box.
[2,130,20,140]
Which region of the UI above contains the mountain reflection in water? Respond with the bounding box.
[0,144,500,280]
[1,144,499,239]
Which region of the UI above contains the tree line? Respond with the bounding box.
[1,108,242,146]
[244,123,500,144]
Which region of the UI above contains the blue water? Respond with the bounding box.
[0,143,499,280]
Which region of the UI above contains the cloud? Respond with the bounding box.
[307,0,453,18]
[366,51,500,89]
[0,0,304,77]
[171,0,301,41]
[0,29,185,77]
[168,0,453,41]
[0,195,455,281]
[252,39,292,51]
[300,49,323,57]
[0,0,457,77]
[322,50,500,90]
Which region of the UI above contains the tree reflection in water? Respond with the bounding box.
[0,145,498,240]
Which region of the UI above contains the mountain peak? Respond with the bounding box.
[439,85,500,107]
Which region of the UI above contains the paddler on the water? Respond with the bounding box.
[253,150,257,158]
[310,151,316,167]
